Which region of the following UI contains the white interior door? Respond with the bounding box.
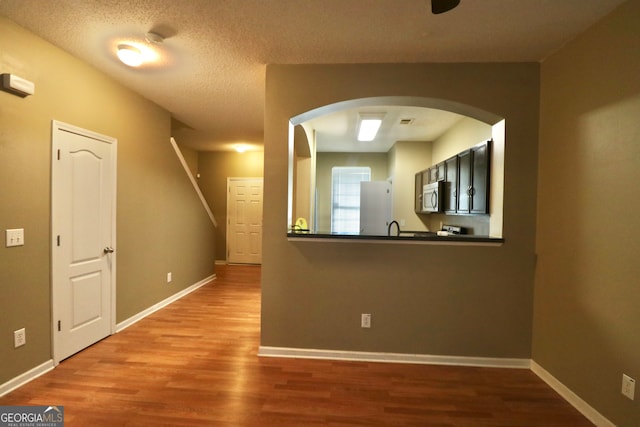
[227,178,263,264]
[51,121,116,363]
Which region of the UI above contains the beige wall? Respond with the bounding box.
[389,141,432,232]
[0,17,216,384]
[294,155,312,227]
[293,124,313,226]
[263,63,540,358]
[197,151,264,261]
[534,0,640,425]
[432,117,492,163]
[177,143,200,178]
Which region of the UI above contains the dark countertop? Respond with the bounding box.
[287,232,503,245]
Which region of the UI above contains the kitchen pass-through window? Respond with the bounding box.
[331,166,371,234]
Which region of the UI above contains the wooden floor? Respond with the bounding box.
[1,265,592,426]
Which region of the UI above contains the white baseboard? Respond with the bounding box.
[531,360,615,427]
[115,274,216,332]
[0,360,55,397]
[258,346,531,369]
[260,348,616,425]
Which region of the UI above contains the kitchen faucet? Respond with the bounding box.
[387,220,400,236]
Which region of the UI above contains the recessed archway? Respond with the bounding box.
[287,96,505,238]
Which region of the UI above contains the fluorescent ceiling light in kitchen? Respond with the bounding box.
[357,113,385,141]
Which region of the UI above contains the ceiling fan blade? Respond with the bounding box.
[431,0,460,14]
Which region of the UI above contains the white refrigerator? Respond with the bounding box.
[359,181,392,236]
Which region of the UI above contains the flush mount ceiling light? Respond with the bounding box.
[357,113,385,142]
[115,30,166,68]
[234,144,248,153]
[117,44,143,67]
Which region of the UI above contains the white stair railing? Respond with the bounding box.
[169,137,217,227]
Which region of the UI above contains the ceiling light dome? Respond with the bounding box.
[117,44,143,67]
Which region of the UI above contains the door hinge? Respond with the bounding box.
[57,320,61,332]
[57,235,61,246]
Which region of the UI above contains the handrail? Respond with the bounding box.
[169,137,218,227]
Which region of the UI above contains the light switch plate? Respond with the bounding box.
[622,374,635,400]
[6,228,24,247]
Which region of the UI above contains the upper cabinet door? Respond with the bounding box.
[456,140,491,215]
[470,141,491,214]
[414,172,423,213]
[428,162,445,183]
[457,149,472,213]
[444,156,458,213]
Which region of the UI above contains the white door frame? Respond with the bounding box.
[51,120,117,365]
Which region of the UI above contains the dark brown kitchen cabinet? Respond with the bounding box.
[428,162,445,183]
[456,140,491,214]
[414,172,423,213]
[421,169,430,188]
[444,155,458,213]
[470,141,490,214]
[457,150,471,212]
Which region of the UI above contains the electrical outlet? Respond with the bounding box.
[14,328,26,348]
[361,313,371,328]
[622,374,635,400]
[167,272,172,283]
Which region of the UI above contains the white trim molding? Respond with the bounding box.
[258,346,531,369]
[0,360,55,397]
[169,137,217,227]
[116,274,216,332]
[531,361,615,427]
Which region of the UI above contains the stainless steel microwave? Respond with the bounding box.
[422,181,443,213]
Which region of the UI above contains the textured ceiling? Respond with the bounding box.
[310,106,466,153]
[0,0,627,151]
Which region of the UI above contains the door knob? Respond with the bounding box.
[104,247,114,254]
